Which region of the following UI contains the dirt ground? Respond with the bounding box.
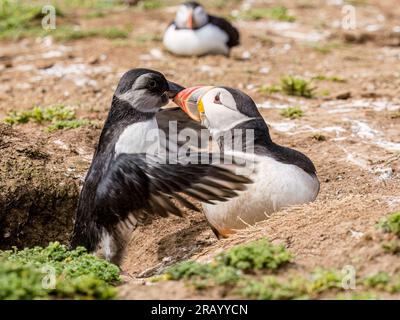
[0,0,399,299]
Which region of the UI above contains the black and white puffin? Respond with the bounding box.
[163,1,240,56]
[173,86,320,238]
[69,69,252,265]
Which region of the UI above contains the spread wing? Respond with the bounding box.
[209,15,240,48]
[95,153,252,221]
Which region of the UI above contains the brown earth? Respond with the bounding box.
[0,0,399,299]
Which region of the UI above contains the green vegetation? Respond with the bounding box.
[50,26,129,41]
[280,76,315,98]
[161,238,400,299]
[280,107,304,119]
[216,239,292,271]
[137,0,165,10]
[164,239,291,289]
[0,1,52,39]
[377,211,400,237]
[3,105,92,132]
[259,76,316,98]
[258,84,281,95]
[0,242,120,300]
[312,75,346,83]
[238,6,296,22]
[377,211,400,255]
[0,0,129,41]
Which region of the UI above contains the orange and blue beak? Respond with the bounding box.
[173,86,214,122]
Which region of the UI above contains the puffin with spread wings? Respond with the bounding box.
[69,69,251,265]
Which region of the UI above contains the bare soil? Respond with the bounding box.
[0,0,399,299]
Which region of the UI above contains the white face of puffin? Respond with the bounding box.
[200,88,254,134]
[175,4,209,29]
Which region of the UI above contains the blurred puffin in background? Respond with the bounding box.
[163,1,240,56]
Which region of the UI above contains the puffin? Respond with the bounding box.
[173,86,320,238]
[69,69,252,265]
[163,1,240,56]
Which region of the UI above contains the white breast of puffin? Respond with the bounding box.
[115,118,159,155]
[163,24,229,56]
[203,153,320,233]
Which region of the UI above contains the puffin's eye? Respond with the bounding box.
[148,80,157,89]
[214,93,222,104]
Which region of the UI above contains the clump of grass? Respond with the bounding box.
[240,276,308,300]
[4,105,75,125]
[259,76,316,98]
[0,242,120,300]
[238,6,295,22]
[280,76,315,98]
[280,107,304,119]
[309,268,343,293]
[363,272,390,289]
[164,239,291,289]
[0,1,66,40]
[377,211,400,237]
[312,75,346,83]
[165,261,241,289]
[216,239,292,271]
[137,0,165,10]
[46,119,91,132]
[258,84,281,95]
[50,26,129,41]
[3,105,91,132]
[162,239,400,299]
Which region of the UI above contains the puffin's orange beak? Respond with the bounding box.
[187,10,193,29]
[173,86,214,122]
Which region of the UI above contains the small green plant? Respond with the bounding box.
[280,107,304,119]
[363,272,390,289]
[240,276,308,300]
[165,261,241,289]
[377,211,400,237]
[238,6,295,22]
[137,0,165,10]
[4,105,91,132]
[0,242,120,300]
[258,84,281,95]
[46,119,91,132]
[312,75,346,83]
[280,76,315,98]
[309,268,343,293]
[164,239,290,289]
[216,239,292,271]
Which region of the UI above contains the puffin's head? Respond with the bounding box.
[173,86,261,132]
[175,1,209,29]
[114,68,184,113]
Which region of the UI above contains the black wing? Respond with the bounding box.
[209,15,240,48]
[95,153,252,222]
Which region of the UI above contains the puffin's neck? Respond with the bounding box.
[96,96,156,154]
[215,118,273,154]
